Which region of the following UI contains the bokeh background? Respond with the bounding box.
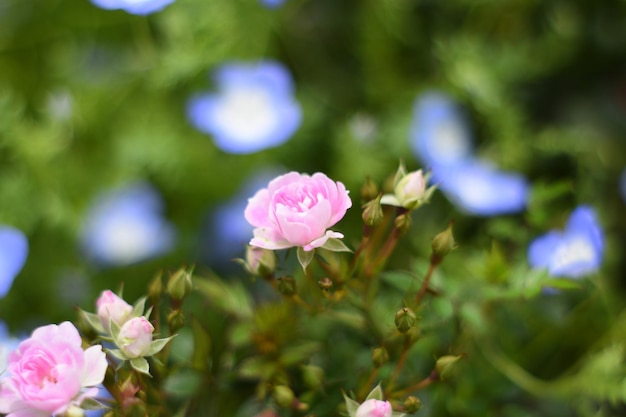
[1,0,626,415]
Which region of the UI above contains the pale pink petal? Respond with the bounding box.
[31,322,81,346]
[303,230,344,251]
[80,345,107,387]
[266,172,303,195]
[244,189,272,227]
[250,227,292,250]
[6,409,49,417]
[0,380,20,413]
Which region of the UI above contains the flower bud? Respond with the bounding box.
[167,309,185,333]
[372,347,389,368]
[148,271,163,300]
[435,354,462,380]
[318,277,333,291]
[362,194,384,227]
[166,267,193,302]
[395,170,426,208]
[118,316,154,358]
[301,364,324,391]
[361,177,379,202]
[394,307,417,333]
[277,276,297,296]
[272,385,294,408]
[393,213,412,235]
[403,396,422,413]
[245,246,277,278]
[355,399,392,417]
[432,221,457,262]
[96,290,133,330]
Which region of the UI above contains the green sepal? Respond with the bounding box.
[297,247,315,272]
[132,296,147,318]
[80,309,105,334]
[365,382,384,401]
[106,348,127,361]
[144,335,176,357]
[320,238,352,253]
[130,357,151,376]
[342,391,360,417]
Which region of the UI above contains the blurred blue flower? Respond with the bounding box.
[432,159,529,216]
[187,61,302,154]
[528,206,604,279]
[0,226,28,298]
[90,0,175,15]
[0,321,21,375]
[81,182,176,266]
[409,91,474,169]
[260,0,286,7]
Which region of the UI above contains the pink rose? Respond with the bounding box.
[117,317,154,358]
[356,399,393,417]
[0,322,107,417]
[244,172,352,251]
[96,290,133,329]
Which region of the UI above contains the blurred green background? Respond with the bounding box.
[1,0,626,415]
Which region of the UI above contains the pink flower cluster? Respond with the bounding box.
[0,322,107,417]
[244,172,352,252]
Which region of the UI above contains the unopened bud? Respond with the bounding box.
[372,346,389,367]
[432,221,456,262]
[272,385,294,408]
[301,364,324,390]
[361,176,379,202]
[394,307,417,333]
[245,246,277,278]
[435,355,462,380]
[167,309,185,332]
[362,194,384,227]
[318,277,333,291]
[405,326,421,343]
[148,271,163,300]
[403,396,422,413]
[277,276,297,296]
[393,213,412,235]
[166,267,192,302]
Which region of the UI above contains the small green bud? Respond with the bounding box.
[405,326,421,344]
[166,267,193,301]
[394,307,417,333]
[301,364,325,390]
[277,276,297,296]
[403,395,422,413]
[362,194,384,227]
[167,309,185,332]
[435,354,462,380]
[361,176,379,202]
[432,221,457,262]
[372,346,389,367]
[393,213,412,235]
[148,271,163,300]
[272,385,295,408]
[318,277,333,291]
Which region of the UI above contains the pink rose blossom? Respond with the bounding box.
[96,290,133,329]
[0,322,107,417]
[244,172,352,251]
[356,399,393,417]
[117,317,154,358]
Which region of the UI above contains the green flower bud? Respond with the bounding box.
[361,176,379,202]
[372,346,389,367]
[435,354,462,380]
[245,246,277,278]
[166,267,193,302]
[432,221,457,262]
[393,213,412,235]
[301,364,325,390]
[277,276,297,296]
[272,385,295,408]
[148,271,163,300]
[167,309,185,333]
[362,194,384,227]
[394,307,417,333]
[403,395,422,413]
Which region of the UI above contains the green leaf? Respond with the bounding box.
[297,246,315,272]
[130,357,151,376]
[191,318,212,372]
[194,275,253,319]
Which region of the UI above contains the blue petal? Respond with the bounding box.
[409,91,474,169]
[90,0,175,15]
[0,227,28,298]
[260,0,286,8]
[434,159,529,216]
[527,231,563,269]
[81,183,176,266]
